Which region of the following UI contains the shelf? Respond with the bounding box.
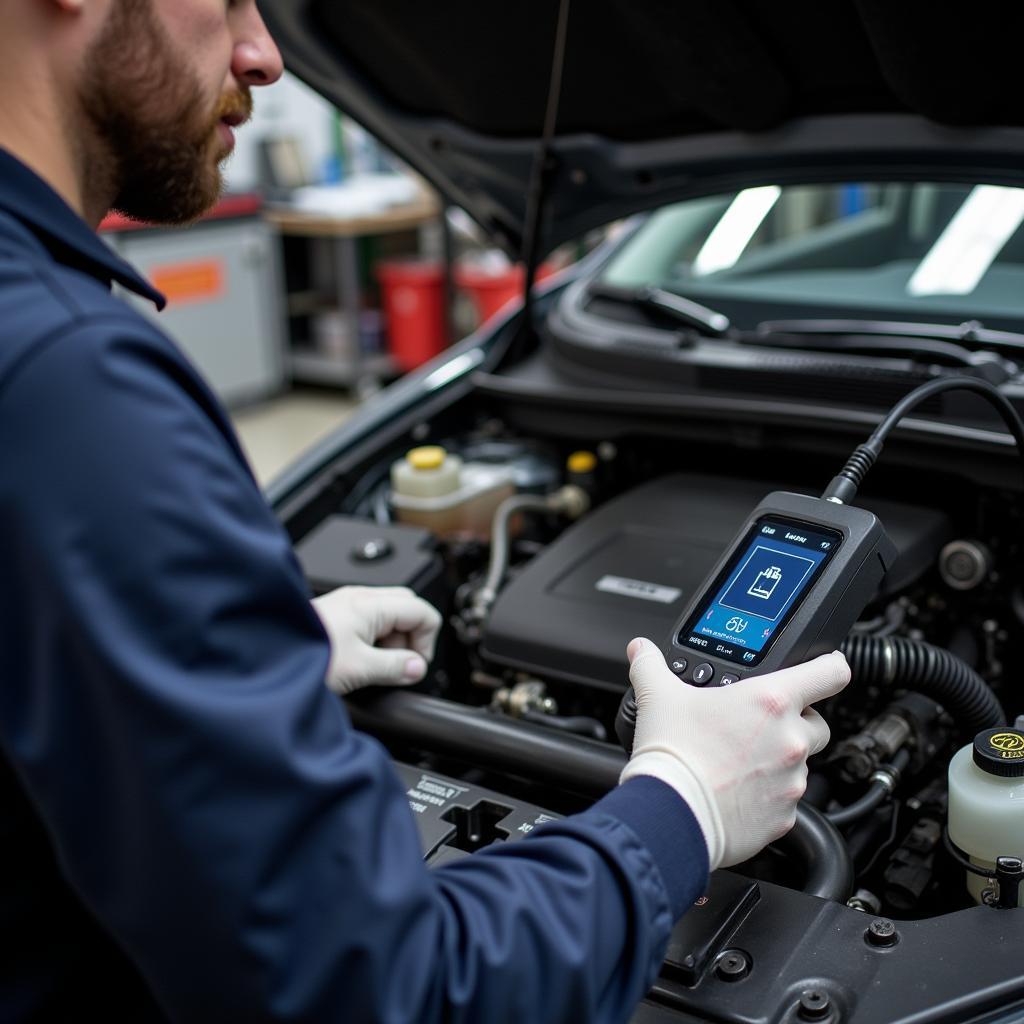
[286,290,330,316]
[270,187,447,393]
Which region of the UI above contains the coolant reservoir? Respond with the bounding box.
[391,446,515,540]
[948,727,1024,905]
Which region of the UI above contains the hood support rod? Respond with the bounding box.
[520,0,571,330]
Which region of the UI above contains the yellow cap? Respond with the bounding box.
[407,445,447,471]
[567,450,597,474]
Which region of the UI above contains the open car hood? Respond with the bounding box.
[262,0,1024,257]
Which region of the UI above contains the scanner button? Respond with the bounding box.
[670,658,689,676]
[719,673,740,687]
[691,663,715,686]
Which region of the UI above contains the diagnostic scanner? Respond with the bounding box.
[664,491,895,689]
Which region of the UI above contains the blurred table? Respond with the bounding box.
[264,191,440,238]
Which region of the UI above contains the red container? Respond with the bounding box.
[455,261,559,328]
[377,261,449,372]
[455,264,525,325]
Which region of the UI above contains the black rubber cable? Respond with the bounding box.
[943,828,995,878]
[824,375,1024,503]
[872,376,1024,456]
[827,749,911,828]
[827,781,888,828]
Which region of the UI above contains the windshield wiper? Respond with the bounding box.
[757,317,1024,348]
[753,318,1021,383]
[588,282,731,337]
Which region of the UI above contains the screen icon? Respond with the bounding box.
[747,566,782,600]
[721,545,816,622]
[725,616,748,633]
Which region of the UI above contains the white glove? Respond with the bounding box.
[620,639,850,871]
[311,586,442,695]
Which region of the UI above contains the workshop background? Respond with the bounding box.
[100,72,583,485]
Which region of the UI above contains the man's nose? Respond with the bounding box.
[231,7,285,87]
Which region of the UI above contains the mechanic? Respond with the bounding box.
[0,1,850,1021]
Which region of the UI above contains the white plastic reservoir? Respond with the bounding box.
[948,727,1024,906]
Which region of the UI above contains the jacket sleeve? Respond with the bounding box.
[0,320,708,1023]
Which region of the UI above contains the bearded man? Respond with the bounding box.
[0,2,849,1022]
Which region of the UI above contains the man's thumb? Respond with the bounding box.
[627,637,656,662]
[355,646,427,688]
[627,638,672,695]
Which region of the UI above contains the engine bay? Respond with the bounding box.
[287,385,1024,1022]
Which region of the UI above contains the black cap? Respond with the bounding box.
[973,728,1024,777]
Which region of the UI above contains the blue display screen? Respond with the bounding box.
[680,517,842,667]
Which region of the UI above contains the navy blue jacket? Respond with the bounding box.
[0,149,708,1023]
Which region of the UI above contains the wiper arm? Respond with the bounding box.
[754,318,1021,383]
[756,317,1024,347]
[589,282,731,337]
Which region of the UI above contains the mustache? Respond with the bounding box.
[215,88,253,124]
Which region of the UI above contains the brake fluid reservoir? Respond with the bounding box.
[391,446,515,540]
[392,446,462,498]
[948,727,1024,905]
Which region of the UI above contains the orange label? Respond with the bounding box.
[150,260,225,306]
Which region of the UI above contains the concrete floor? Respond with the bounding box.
[231,389,359,486]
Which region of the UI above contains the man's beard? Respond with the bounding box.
[78,0,252,225]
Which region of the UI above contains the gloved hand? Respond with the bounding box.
[620,639,850,871]
[311,586,442,695]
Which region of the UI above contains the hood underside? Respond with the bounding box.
[262,1,1024,256]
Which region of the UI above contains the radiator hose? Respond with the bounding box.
[840,635,1004,735]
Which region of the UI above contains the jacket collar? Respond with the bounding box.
[0,149,166,311]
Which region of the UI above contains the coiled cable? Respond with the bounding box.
[841,634,1004,735]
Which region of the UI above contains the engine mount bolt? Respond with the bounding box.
[798,989,832,1020]
[865,917,899,947]
[714,949,751,981]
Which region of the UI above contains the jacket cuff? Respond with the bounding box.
[592,776,710,918]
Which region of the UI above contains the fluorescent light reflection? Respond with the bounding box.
[907,185,1024,297]
[692,185,782,276]
[423,350,483,391]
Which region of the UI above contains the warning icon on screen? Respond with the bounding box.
[747,566,783,600]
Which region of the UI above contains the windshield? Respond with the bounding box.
[599,182,1024,333]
